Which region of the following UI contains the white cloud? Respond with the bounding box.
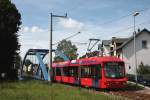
[18,12,150,58]
[20,26,46,33]
[59,18,84,29]
[31,26,45,33]
[18,26,49,57]
[20,26,29,33]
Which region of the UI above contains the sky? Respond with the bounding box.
[11,0,150,58]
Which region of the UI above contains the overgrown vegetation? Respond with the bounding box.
[137,62,150,75]
[0,0,21,80]
[0,80,124,100]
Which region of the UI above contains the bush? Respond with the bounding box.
[137,62,150,75]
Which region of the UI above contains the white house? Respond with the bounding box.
[101,37,128,57]
[101,29,150,75]
[120,29,150,75]
[101,40,111,56]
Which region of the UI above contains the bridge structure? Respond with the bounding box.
[20,49,69,81]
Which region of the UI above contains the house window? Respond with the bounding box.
[118,54,120,58]
[142,40,147,49]
[110,47,113,50]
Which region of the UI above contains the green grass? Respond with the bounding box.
[125,81,145,91]
[0,80,125,100]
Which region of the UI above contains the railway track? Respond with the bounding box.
[108,89,150,100]
[104,83,150,100]
[79,83,150,100]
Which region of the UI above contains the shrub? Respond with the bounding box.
[137,62,150,75]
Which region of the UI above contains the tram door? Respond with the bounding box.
[92,65,101,88]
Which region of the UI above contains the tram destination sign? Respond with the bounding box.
[79,60,97,65]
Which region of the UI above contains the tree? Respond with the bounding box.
[137,62,150,75]
[0,0,21,80]
[14,54,22,69]
[79,51,99,59]
[56,40,78,60]
[53,56,64,63]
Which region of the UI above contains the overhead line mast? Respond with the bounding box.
[49,13,67,82]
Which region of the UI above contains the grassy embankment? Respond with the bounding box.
[0,80,126,100]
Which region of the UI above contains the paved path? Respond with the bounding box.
[110,87,150,100]
[136,87,150,95]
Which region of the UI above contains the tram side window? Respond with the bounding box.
[81,65,101,78]
[91,65,101,79]
[56,67,61,76]
[63,67,69,76]
[69,67,78,77]
[81,66,90,78]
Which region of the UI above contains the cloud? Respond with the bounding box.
[18,26,49,57]
[18,8,150,58]
[20,26,46,33]
[59,18,84,29]
[31,26,45,33]
[22,26,29,33]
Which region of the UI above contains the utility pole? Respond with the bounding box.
[133,11,139,84]
[49,13,67,82]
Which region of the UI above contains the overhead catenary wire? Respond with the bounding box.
[62,6,150,42]
[96,6,150,26]
[53,6,150,47]
[110,20,150,35]
[71,42,87,45]
[63,31,81,40]
[53,31,81,45]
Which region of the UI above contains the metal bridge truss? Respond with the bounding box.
[20,49,69,81]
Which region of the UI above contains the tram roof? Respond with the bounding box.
[52,56,123,67]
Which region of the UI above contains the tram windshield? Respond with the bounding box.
[104,62,125,78]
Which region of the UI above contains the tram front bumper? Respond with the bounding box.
[105,81,127,88]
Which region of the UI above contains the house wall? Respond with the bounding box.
[103,45,110,56]
[113,42,117,56]
[122,31,150,75]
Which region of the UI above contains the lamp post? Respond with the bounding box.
[133,11,139,84]
[49,13,67,82]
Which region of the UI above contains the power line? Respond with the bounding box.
[98,14,132,26]
[65,6,150,40]
[63,31,81,40]
[53,6,150,47]
[111,20,150,35]
[139,6,150,12]
[94,20,150,40]
[96,6,150,26]
[72,42,87,45]
[53,31,81,45]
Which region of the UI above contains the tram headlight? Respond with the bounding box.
[104,82,110,86]
[122,82,126,85]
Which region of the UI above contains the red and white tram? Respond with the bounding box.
[52,56,127,89]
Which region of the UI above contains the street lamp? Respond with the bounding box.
[49,13,67,82]
[133,11,139,84]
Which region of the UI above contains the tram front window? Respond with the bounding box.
[104,62,125,78]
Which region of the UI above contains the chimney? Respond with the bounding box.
[112,37,116,43]
[138,28,140,33]
[112,37,116,40]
